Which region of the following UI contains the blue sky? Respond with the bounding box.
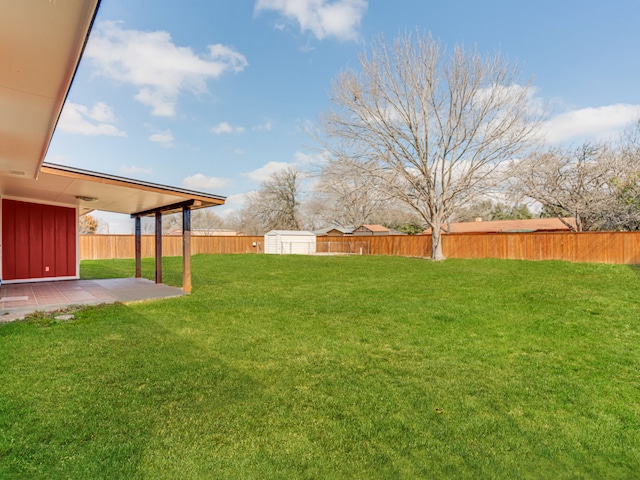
[47,0,640,232]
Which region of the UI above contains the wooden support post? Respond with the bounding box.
[182,206,192,293]
[135,215,142,278]
[155,211,162,284]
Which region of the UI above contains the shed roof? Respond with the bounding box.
[265,230,316,236]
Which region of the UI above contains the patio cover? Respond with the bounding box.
[0,0,225,216]
[0,0,225,292]
[1,162,225,217]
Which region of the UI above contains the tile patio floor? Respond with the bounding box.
[0,278,185,323]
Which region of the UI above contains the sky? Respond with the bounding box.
[47,0,640,233]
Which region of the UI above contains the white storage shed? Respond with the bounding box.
[264,230,317,255]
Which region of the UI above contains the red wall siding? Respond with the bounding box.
[2,199,77,280]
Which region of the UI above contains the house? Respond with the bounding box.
[314,226,354,237]
[352,224,391,236]
[422,218,577,234]
[0,1,225,292]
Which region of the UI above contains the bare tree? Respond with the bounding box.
[453,200,532,222]
[225,208,264,236]
[311,157,392,227]
[319,32,541,259]
[510,143,631,231]
[192,208,226,233]
[148,208,230,235]
[161,212,182,234]
[140,217,155,234]
[244,166,303,232]
[79,214,99,234]
[612,120,640,230]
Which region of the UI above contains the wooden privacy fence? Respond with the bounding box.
[80,232,640,264]
[80,235,263,260]
[316,232,640,264]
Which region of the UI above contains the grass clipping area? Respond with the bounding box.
[1,255,640,479]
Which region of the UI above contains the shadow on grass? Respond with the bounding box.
[80,256,230,291]
[628,264,640,278]
[0,302,264,478]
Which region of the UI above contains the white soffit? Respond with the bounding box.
[0,0,101,179]
[0,163,226,216]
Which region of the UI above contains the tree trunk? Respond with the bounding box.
[430,226,446,261]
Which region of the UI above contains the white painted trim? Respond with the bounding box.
[75,208,80,277]
[2,275,80,285]
[0,197,80,282]
[0,198,2,283]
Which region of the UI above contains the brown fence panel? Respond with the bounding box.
[317,235,432,257]
[80,235,263,260]
[81,232,640,264]
[440,231,640,264]
[192,236,263,255]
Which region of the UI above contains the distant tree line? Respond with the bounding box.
[142,32,640,261]
[508,124,640,232]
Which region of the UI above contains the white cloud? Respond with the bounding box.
[255,0,367,41]
[148,130,174,147]
[182,173,230,191]
[234,148,247,154]
[296,118,316,135]
[227,192,251,207]
[243,151,323,182]
[120,165,153,175]
[542,104,640,144]
[294,150,329,165]
[211,122,245,135]
[58,102,126,136]
[86,21,248,116]
[253,121,272,131]
[243,161,295,182]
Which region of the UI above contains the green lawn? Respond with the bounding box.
[1,255,640,479]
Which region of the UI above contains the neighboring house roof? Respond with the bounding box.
[353,224,391,235]
[314,226,355,236]
[359,224,390,233]
[423,218,576,234]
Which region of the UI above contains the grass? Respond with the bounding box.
[1,254,640,479]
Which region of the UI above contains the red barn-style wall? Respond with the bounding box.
[2,199,77,281]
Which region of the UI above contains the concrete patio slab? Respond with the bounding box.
[0,278,185,323]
